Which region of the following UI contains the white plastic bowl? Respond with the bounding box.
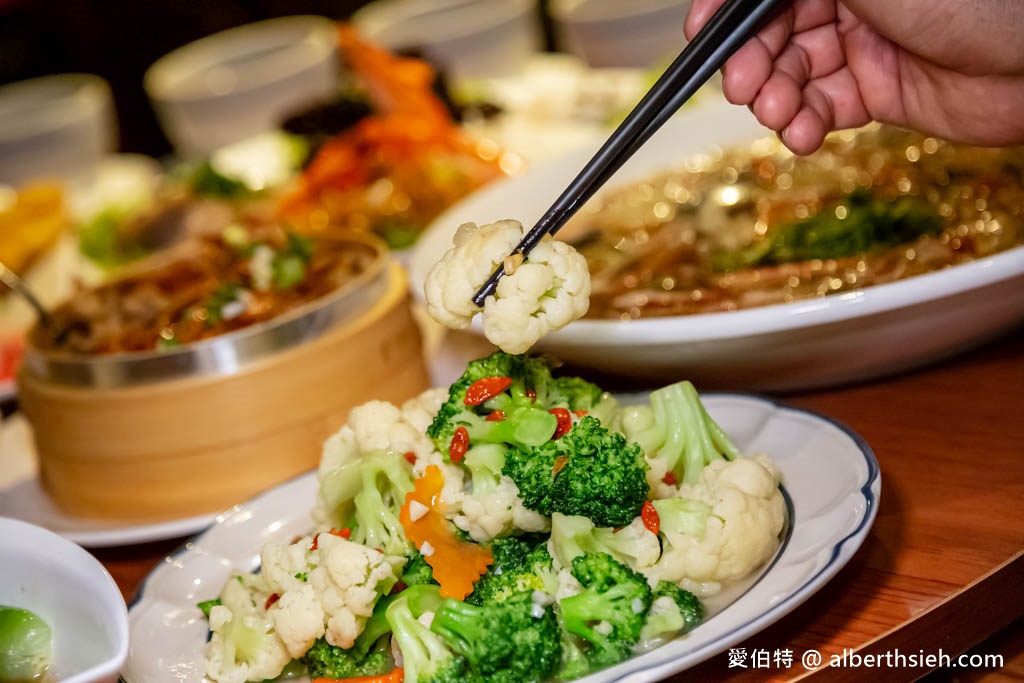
[144,16,340,159]
[550,0,691,68]
[353,0,541,78]
[0,517,128,683]
[0,74,116,186]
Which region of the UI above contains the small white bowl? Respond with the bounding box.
[0,74,116,186]
[551,0,691,68]
[353,0,541,78]
[144,16,340,159]
[0,517,128,682]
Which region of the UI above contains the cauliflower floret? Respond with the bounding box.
[424,220,523,329]
[271,585,324,659]
[259,533,399,658]
[453,476,550,542]
[312,398,445,528]
[401,387,449,434]
[205,574,290,683]
[348,400,436,463]
[482,237,590,353]
[643,456,786,594]
[311,534,400,649]
[424,219,590,354]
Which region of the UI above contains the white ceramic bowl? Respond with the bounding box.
[0,74,116,186]
[409,98,1024,391]
[353,0,541,78]
[144,16,340,159]
[551,0,691,68]
[0,517,128,682]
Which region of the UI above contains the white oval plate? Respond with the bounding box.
[123,393,880,683]
[408,97,1024,391]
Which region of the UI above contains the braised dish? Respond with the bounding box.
[570,125,1024,320]
[37,225,376,355]
[18,230,430,520]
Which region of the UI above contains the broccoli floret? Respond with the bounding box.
[302,638,390,679]
[302,593,397,678]
[346,451,415,556]
[386,585,477,683]
[640,581,705,643]
[427,352,557,453]
[622,380,740,485]
[548,513,660,570]
[545,376,603,412]
[503,416,649,528]
[558,553,653,668]
[555,615,592,682]
[431,591,561,683]
[467,535,558,606]
[402,552,438,587]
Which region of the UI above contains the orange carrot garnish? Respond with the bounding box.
[399,465,492,599]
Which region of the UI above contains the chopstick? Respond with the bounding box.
[471,0,787,307]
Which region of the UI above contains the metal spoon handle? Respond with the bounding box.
[0,260,64,342]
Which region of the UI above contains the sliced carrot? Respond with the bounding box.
[312,666,404,683]
[399,465,492,599]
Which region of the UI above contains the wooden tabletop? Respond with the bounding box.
[90,329,1024,681]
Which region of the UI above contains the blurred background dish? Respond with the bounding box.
[16,230,430,521]
[410,97,1024,390]
[144,16,340,158]
[352,0,542,78]
[0,73,116,187]
[0,517,128,682]
[550,0,691,68]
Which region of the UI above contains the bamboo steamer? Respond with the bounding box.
[18,237,430,521]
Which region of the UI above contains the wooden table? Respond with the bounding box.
[91,330,1024,681]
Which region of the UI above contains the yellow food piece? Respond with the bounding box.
[0,184,66,275]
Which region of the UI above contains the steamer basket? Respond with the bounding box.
[18,236,430,521]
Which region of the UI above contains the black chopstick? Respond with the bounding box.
[471,0,787,307]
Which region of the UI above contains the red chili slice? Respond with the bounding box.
[403,451,417,465]
[310,527,351,551]
[265,593,280,610]
[573,410,588,417]
[525,389,537,402]
[450,426,469,462]
[550,408,572,439]
[662,471,678,486]
[464,376,513,406]
[641,501,660,535]
[486,410,506,422]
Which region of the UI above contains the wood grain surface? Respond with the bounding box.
[87,328,1024,681]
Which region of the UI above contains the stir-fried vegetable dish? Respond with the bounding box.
[197,351,786,683]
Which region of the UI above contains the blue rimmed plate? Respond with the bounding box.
[122,394,879,683]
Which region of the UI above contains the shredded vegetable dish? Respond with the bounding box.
[196,351,786,683]
[38,226,377,354]
[278,27,512,249]
[567,125,1024,319]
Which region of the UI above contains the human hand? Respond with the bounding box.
[685,0,1024,153]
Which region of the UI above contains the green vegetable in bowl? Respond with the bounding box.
[0,606,52,682]
[713,188,945,271]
